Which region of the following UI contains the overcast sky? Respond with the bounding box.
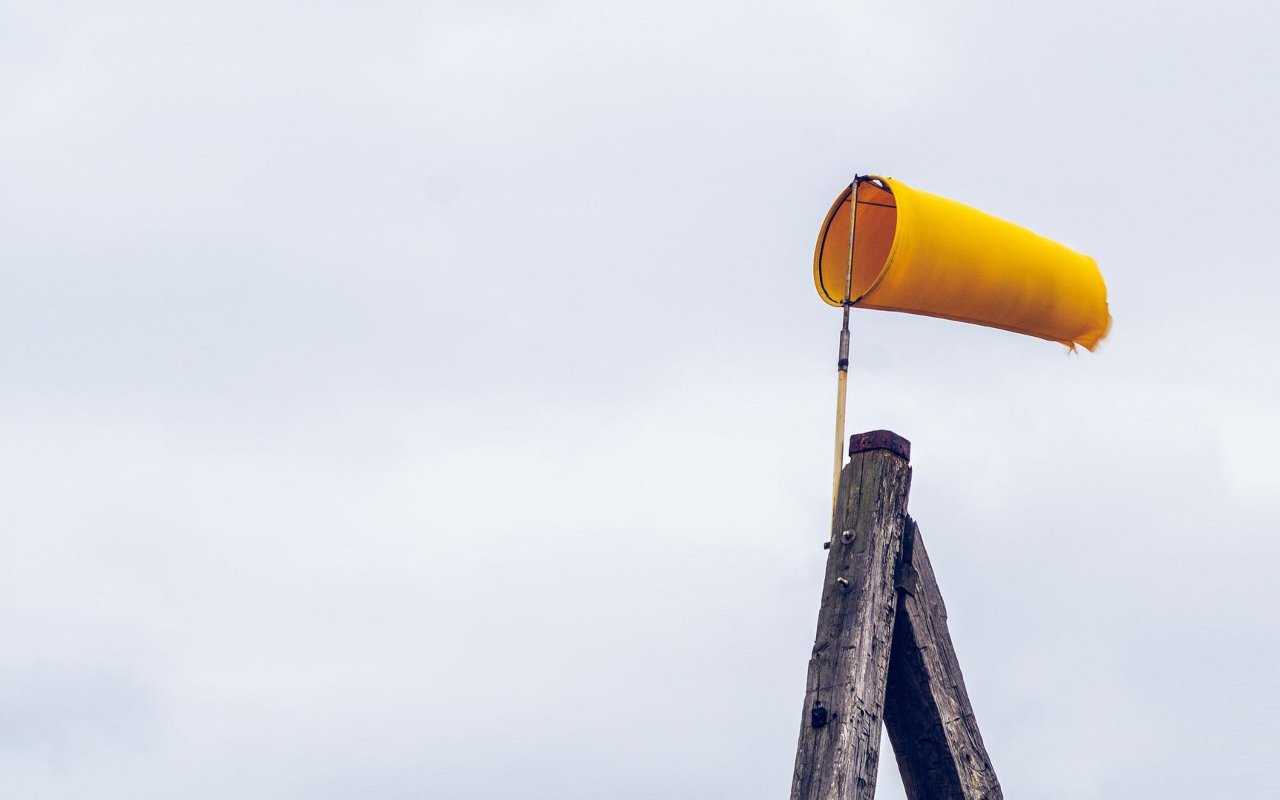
[2,0,1278,797]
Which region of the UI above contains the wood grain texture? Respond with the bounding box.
[790,444,913,800]
[883,520,1003,800]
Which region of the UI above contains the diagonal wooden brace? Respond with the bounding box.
[885,520,1003,800]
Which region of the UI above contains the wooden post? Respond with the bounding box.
[790,431,1002,800]
[883,520,1003,800]
[790,431,913,800]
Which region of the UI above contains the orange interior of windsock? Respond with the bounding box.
[815,180,897,305]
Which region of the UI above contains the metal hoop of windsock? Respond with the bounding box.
[816,175,1111,520]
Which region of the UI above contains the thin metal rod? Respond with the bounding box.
[831,177,860,521]
[842,179,860,302]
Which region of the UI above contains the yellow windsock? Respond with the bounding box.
[814,177,1111,350]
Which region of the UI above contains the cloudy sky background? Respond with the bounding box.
[2,0,1278,797]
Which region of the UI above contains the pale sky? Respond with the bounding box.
[2,0,1278,797]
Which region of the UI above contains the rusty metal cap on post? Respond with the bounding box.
[848,430,910,461]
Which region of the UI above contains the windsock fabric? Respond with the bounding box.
[814,177,1111,350]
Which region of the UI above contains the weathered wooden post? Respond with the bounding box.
[791,431,913,800]
[790,430,1002,800]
